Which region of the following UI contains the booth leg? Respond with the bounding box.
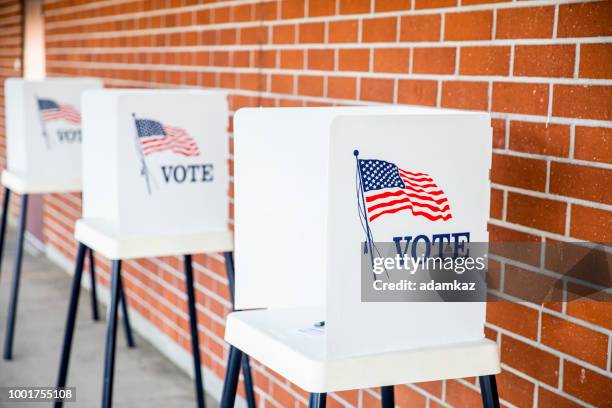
[381,385,394,408]
[0,187,10,280]
[87,248,100,321]
[3,193,28,360]
[184,255,206,408]
[479,375,500,408]
[117,272,135,348]
[223,251,256,408]
[308,393,327,408]
[220,346,243,408]
[54,243,87,408]
[101,260,122,408]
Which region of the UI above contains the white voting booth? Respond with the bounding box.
[226,107,500,397]
[3,78,102,191]
[79,89,230,251]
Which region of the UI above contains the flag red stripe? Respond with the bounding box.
[365,189,448,205]
[369,204,452,222]
[367,197,450,214]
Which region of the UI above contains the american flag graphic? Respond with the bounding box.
[134,118,200,157]
[37,98,81,125]
[358,158,452,222]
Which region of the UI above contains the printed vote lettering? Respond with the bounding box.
[56,129,82,143]
[161,164,214,183]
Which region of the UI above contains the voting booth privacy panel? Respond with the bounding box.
[4,78,102,187]
[234,107,492,359]
[81,89,229,238]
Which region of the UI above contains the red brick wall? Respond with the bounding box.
[2,0,611,406]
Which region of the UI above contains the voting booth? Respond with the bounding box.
[1,78,103,362]
[81,89,229,240]
[4,78,102,190]
[223,107,500,407]
[54,89,256,408]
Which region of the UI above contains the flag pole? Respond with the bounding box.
[354,150,376,271]
[132,113,152,194]
[35,95,51,149]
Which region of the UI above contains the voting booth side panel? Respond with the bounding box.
[115,92,229,238]
[326,114,492,359]
[82,90,120,224]
[7,79,102,182]
[4,79,27,176]
[233,108,336,311]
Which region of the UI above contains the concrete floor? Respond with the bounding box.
[0,231,217,407]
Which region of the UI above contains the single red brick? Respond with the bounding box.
[496,6,554,39]
[360,78,394,103]
[400,14,441,42]
[328,20,359,43]
[395,385,426,407]
[412,47,456,74]
[509,121,570,157]
[281,0,305,19]
[307,49,334,71]
[445,11,493,41]
[579,44,612,79]
[558,2,612,38]
[570,205,612,242]
[299,22,324,43]
[541,313,609,368]
[567,292,612,331]
[574,126,612,164]
[549,162,612,204]
[308,0,335,16]
[373,48,409,73]
[254,50,276,68]
[514,45,575,78]
[490,188,503,219]
[271,74,294,94]
[497,369,535,408]
[491,154,547,191]
[492,118,506,149]
[553,85,612,121]
[273,25,295,44]
[492,82,549,116]
[414,0,456,9]
[279,50,303,69]
[507,192,567,234]
[339,0,370,14]
[537,388,582,408]
[375,0,410,12]
[487,299,539,339]
[240,26,268,45]
[445,380,482,408]
[563,361,612,406]
[362,17,397,42]
[460,46,510,76]
[232,4,252,22]
[338,48,370,71]
[441,81,488,111]
[328,76,357,100]
[501,335,560,386]
[397,80,438,107]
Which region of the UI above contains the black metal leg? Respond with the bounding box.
[101,260,122,408]
[241,354,256,408]
[184,255,205,408]
[479,375,500,408]
[0,187,11,280]
[118,272,135,348]
[223,251,256,408]
[87,248,99,321]
[220,346,243,408]
[308,393,327,408]
[54,243,87,408]
[381,385,394,408]
[3,193,28,360]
